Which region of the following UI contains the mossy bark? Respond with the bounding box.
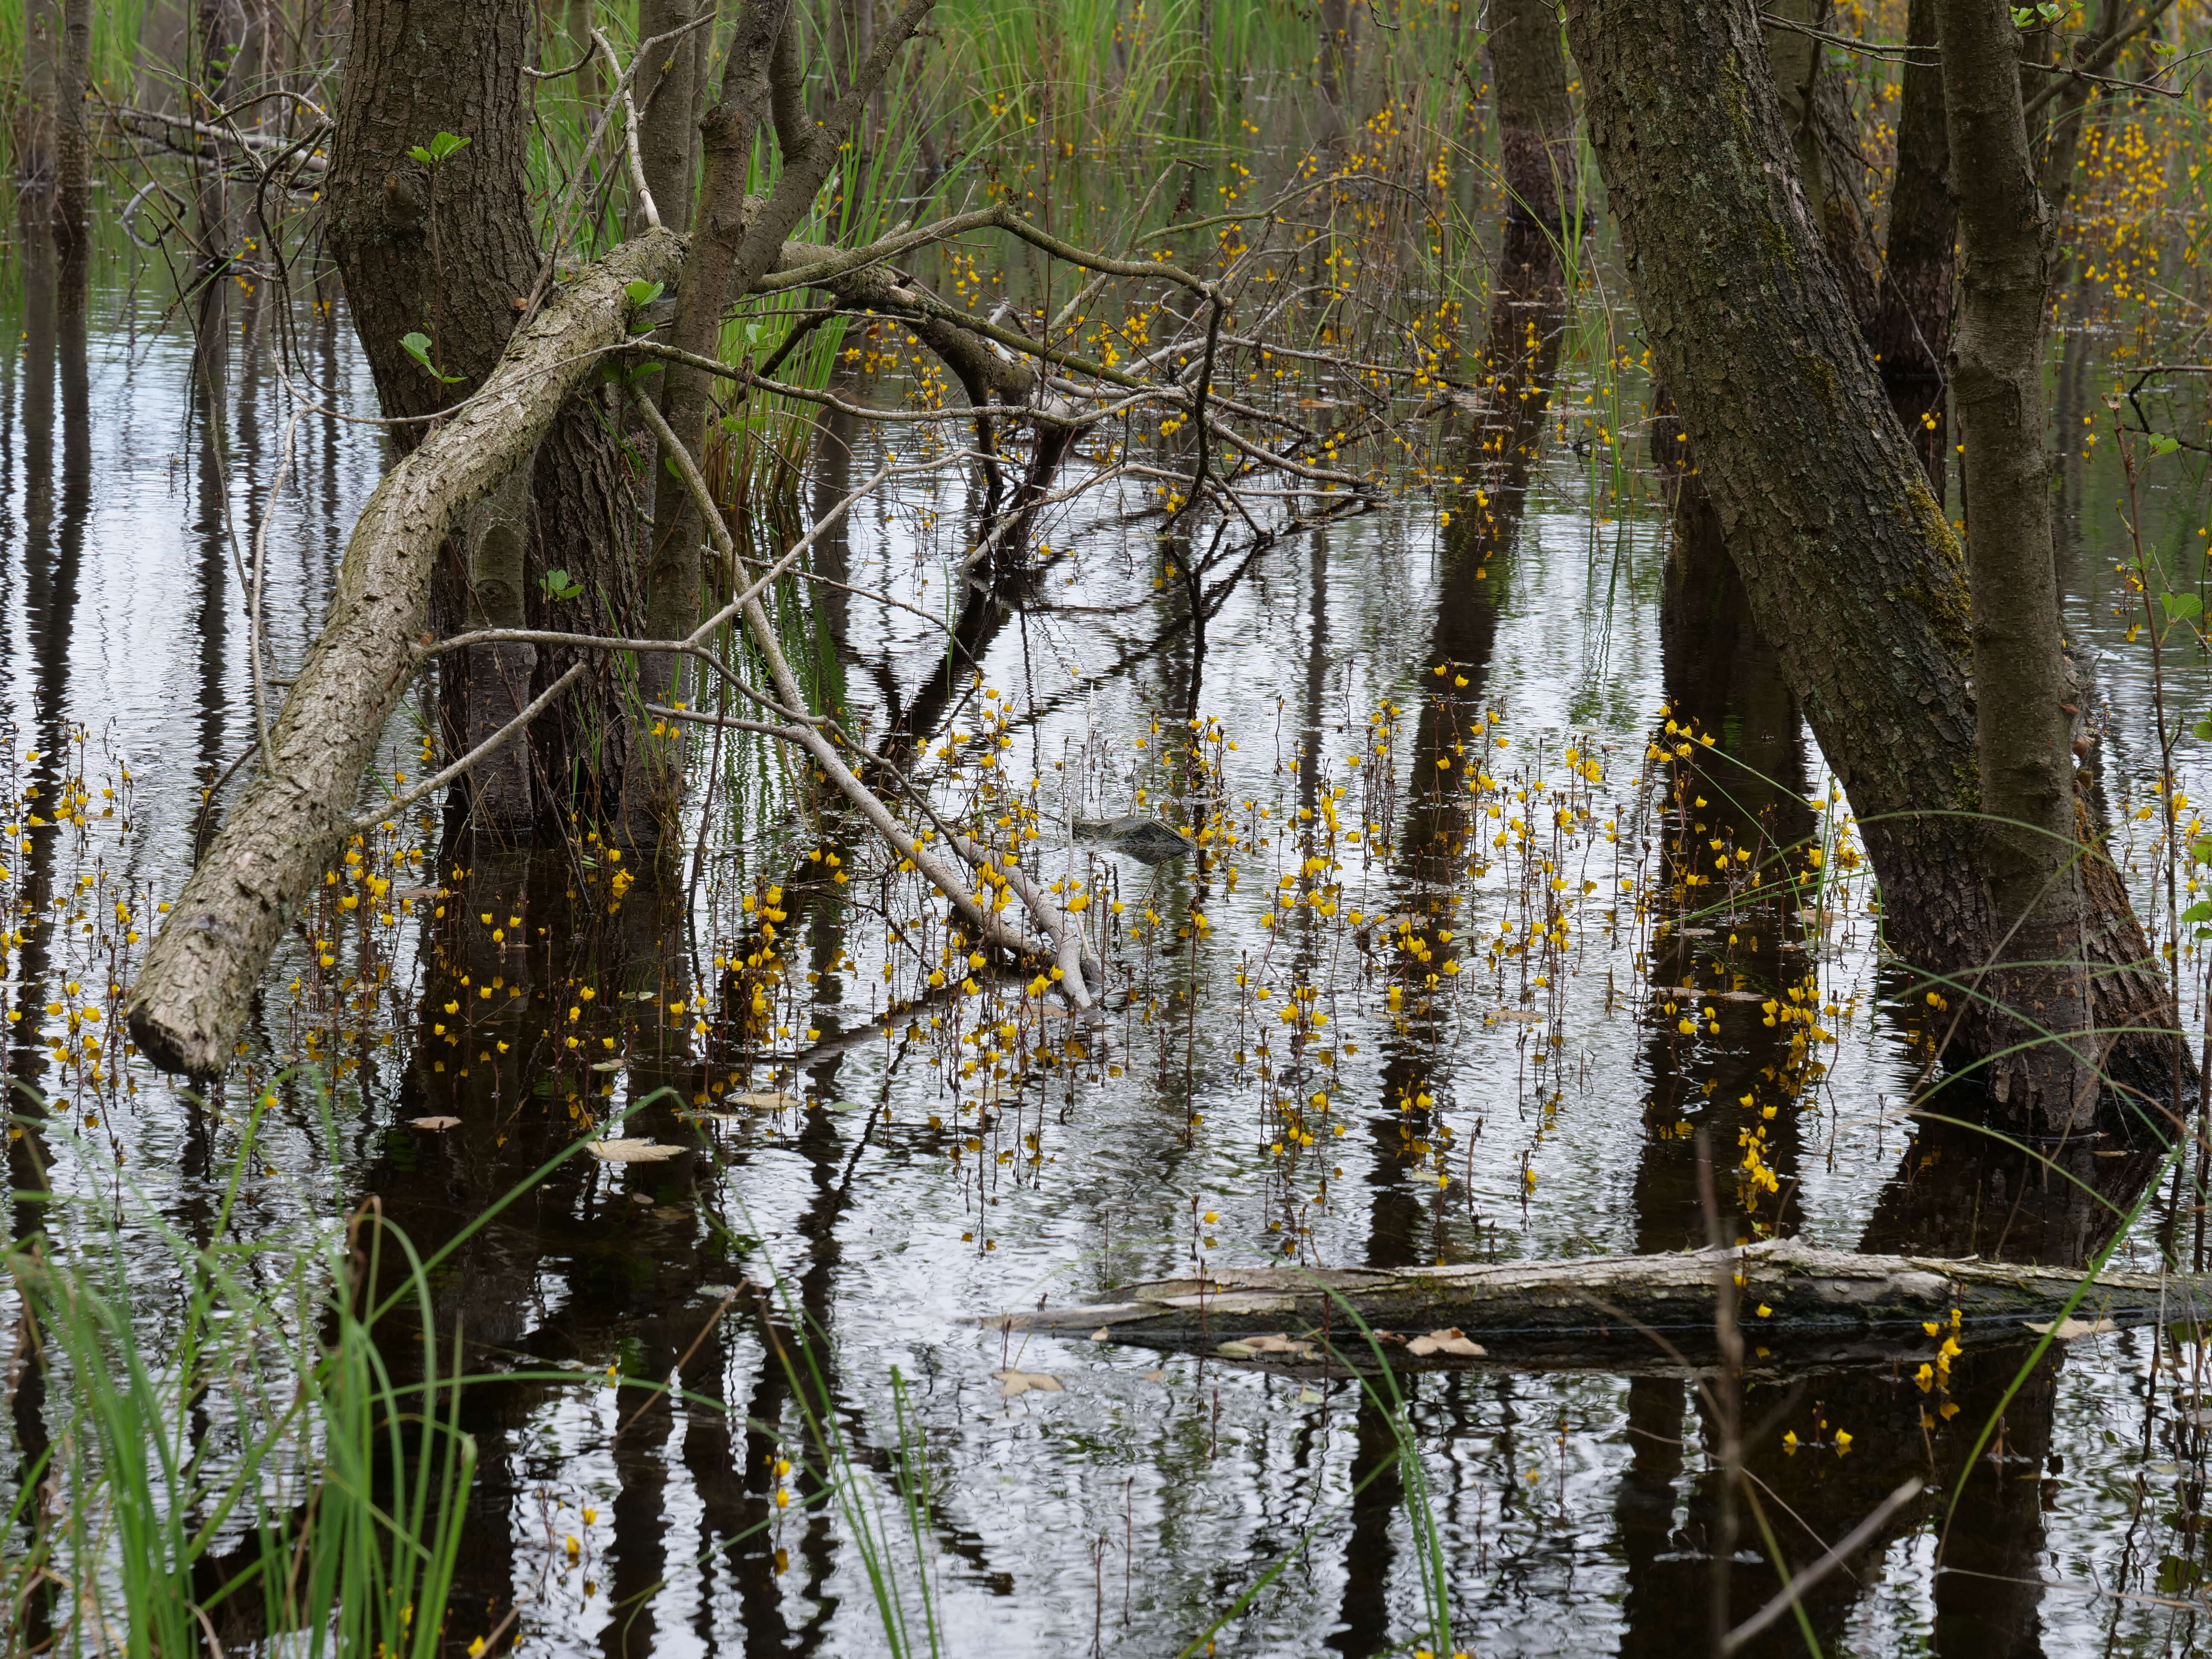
[1560,0,2184,1131]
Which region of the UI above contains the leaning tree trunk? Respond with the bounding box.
[1560,0,2186,1133]
[125,234,685,1078]
[325,0,635,833]
[1874,0,1954,492]
[1939,0,2096,1125]
[1486,0,1578,233]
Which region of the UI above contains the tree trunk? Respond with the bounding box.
[628,0,797,844]
[1560,0,2185,1132]
[52,0,90,247]
[630,0,706,238]
[2031,0,2120,216]
[1874,0,1953,492]
[629,0,931,847]
[17,0,57,194]
[1486,0,1578,233]
[1939,0,2096,1125]
[325,0,635,834]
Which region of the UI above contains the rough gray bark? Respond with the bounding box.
[1560,0,2185,1129]
[124,233,685,1078]
[1486,0,1578,231]
[52,0,90,246]
[1940,0,2096,1124]
[1874,0,1953,491]
[996,1238,2205,1367]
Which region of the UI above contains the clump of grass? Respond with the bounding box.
[1,1088,474,1659]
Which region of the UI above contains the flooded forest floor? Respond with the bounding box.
[7,31,2212,1659]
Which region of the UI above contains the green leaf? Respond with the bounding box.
[2181,900,2212,924]
[428,131,470,162]
[2191,836,2212,863]
[399,331,465,384]
[2195,717,2212,742]
[2162,591,2202,621]
[624,279,666,309]
[2150,433,2181,457]
[541,567,583,602]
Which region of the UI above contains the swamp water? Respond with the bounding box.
[3,237,2212,1659]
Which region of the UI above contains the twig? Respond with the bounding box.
[1721,1478,1924,1652]
[594,28,660,231]
[632,393,1104,1003]
[347,661,590,832]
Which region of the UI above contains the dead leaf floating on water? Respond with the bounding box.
[408,1115,461,1131]
[2024,1316,2118,1340]
[590,1138,685,1163]
[994,1369,1063,1398]
[1406,1327,1487,1358]
[728,1090,802,1109]
[1494,1009,1547,1025]
[1090,1327,1113,1342]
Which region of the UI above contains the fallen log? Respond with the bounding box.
[126,230,686,1077]
[987,1238,2210,1372]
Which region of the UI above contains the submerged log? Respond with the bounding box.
[989,1239,2210,1373]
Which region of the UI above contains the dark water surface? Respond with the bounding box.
[5,221,2212,1659]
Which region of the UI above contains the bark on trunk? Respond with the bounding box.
[630,0,705,239]
[326,0,637,833]
[124,233,686,1078]
[1560,0,2186,1130]
[995,1237,2208,1368]
[1874,0,1954,492]
[52,0,90,247]
[1939,0,2096,1125]
[1486,0,1578,233]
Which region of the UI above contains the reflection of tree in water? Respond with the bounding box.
[1322,160,1575,1659]
[326,816,1021,1654]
